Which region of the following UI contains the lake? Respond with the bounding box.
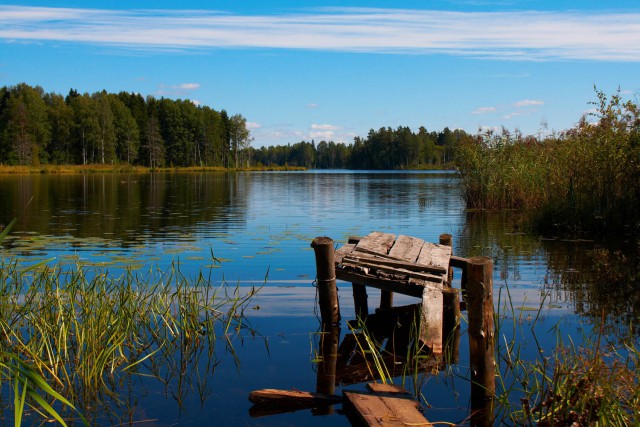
[0,171,635,425]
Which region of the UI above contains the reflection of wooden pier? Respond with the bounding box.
[250,232,496,426]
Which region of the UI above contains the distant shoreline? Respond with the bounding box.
[0,164,451,174]
[0,164,308,174]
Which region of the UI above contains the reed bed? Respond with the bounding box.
[495,286,640,426]
[455,91,640,236]
[0,256,260,425]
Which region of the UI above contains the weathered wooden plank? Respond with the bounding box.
[367,383,407,394]
[336,270,431,298]
[418,280,444,355]
[341,260,445,283]
[249,389,343,406]
[335,242,357,264]
[416,242,452,272]
[354,232,396,256]
[387,235,424,263]
[450,255,470,269]
[342,254,447,275]
[343,390,432,426]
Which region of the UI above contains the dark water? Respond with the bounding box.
[0,171,636,425]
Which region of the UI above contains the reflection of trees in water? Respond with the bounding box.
[457,211,639,336]
[0,172,246,246]
[544,241,640,338]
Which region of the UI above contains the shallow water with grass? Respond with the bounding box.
[0,171,637,426]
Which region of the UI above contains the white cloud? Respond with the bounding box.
[154,82,201,97]
[311,123,342,131]
[472,106,496,115]
[246,122,261,130]
[191,99,201,106]
[306,103,319,108]
[176,83,200,90]
[514,99,544,107]
[1,6,640,61]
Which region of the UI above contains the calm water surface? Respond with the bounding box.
[0,171,632,426]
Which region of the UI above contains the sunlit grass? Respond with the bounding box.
[0,255,260,425]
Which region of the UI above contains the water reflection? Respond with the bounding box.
[1,171,638,425]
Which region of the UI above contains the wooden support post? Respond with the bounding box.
[311,237,341,326]
[352,283,369,321]
[442,288,460,365]
[466,256,495,427]
[315,324,340,415]
[439,233,454,286]
[379,289,393,310]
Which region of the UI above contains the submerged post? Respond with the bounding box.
[311,237,341,326]
[314,324,340,415]
[467,256,495,426]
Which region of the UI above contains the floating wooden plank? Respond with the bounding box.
[342,254,447,275]
[416,242,452,272]
[367,383,407,394]
[249,389,343,406]
[354,232,396,257]
[418,280,444,355]
[343,387,432,426]
[387,235,424,263]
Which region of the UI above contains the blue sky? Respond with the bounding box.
[1,1,639,147]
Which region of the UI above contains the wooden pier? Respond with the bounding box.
[250,232,495,426]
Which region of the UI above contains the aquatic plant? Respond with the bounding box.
[455,90,640,237]
[0,240,260,424]
[494,284,640,426]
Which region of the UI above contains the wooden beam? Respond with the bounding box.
[341,260,445,283]
[336,270,429,298]
[342,254,447,275]
[449,255,470,269]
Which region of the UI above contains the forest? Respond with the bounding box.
[0,83,469,170]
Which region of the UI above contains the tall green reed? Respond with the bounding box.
[455,90,640,236]
[0,254,260,425]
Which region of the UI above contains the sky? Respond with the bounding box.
[1,1,639,147]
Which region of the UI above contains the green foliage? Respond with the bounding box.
[0,83,250,168]
[253,126,467,169]
[495,298,640,426]
[455,90,640,236]
[0,257,259,424]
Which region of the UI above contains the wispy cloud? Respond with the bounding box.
[472,106,497,114]
[1,5,640,61]
[154,82,201,97]
[514,99,544,107]
[176,83,200,90]
[311,123,341,131]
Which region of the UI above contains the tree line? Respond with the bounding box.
[0,82,471,169]
[0,83,252,167]
[253,126,469,169]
